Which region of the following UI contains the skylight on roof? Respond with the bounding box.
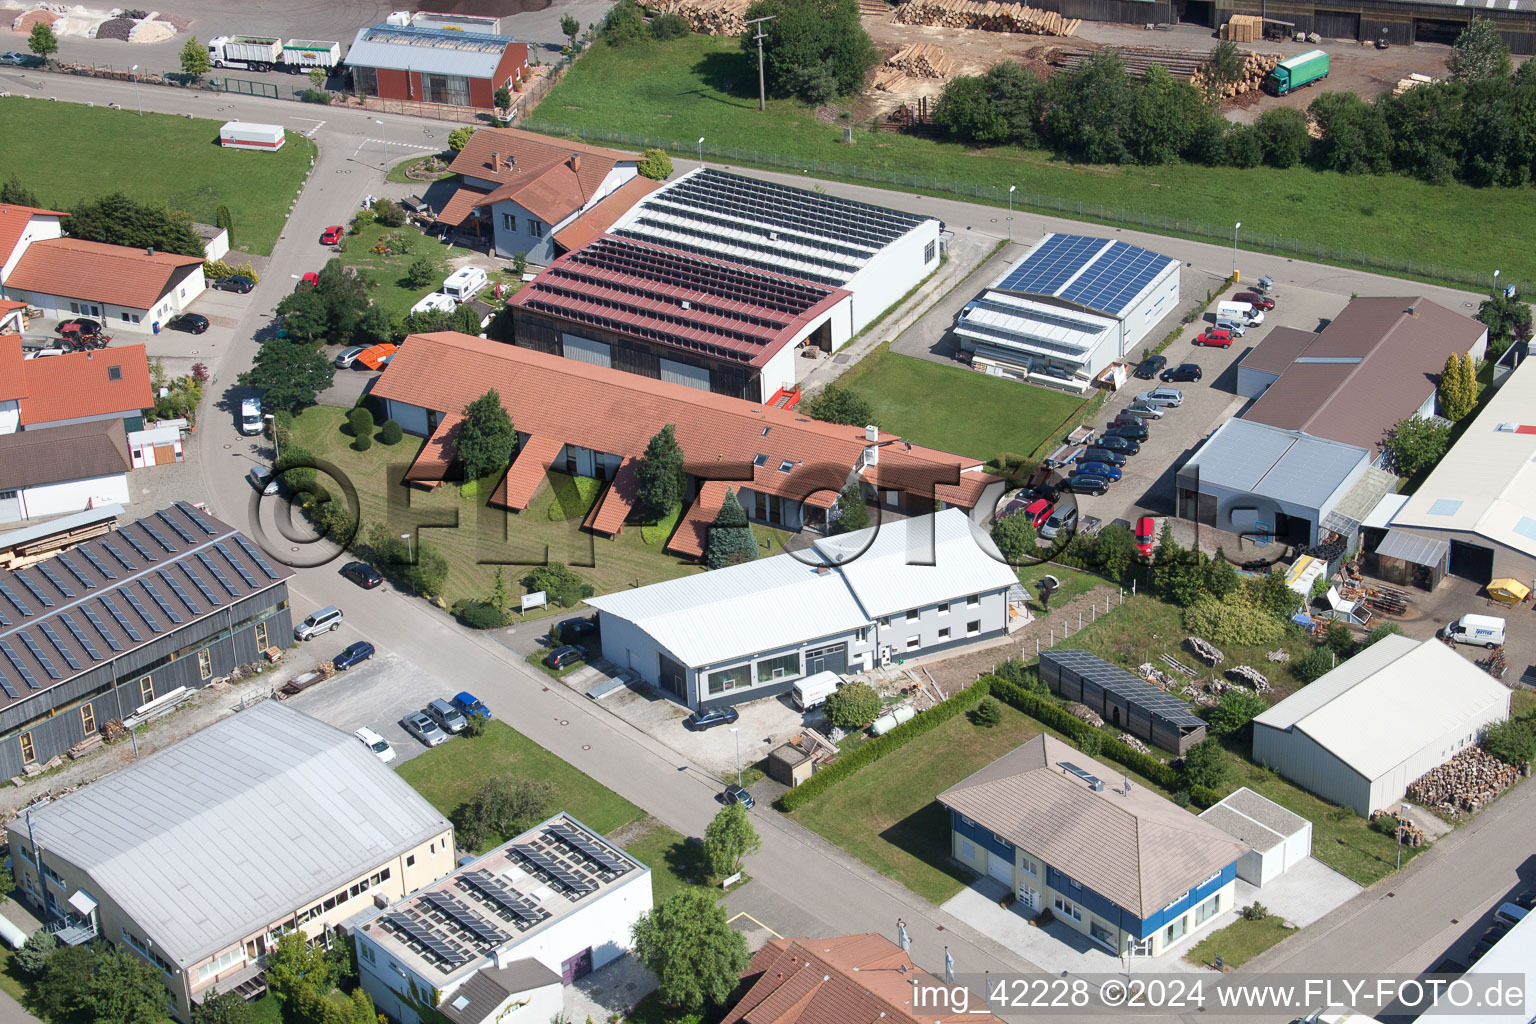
[1427,498,1464,517]
[761,426,770,436]
[753,454,766,467]
[1514,517,1536,543]
[779,460,794,473]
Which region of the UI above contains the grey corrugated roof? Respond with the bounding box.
[0,504,123,550]
[1374,528,1449,566]
[345,23,511,78]
[1183,419,1370,511]
[1199,787,1308,854]
[0,419,130,490]
[22,701,450,966]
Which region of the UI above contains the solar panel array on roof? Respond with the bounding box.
[217,544,258,587]
[81,607,124,652]
[156,510,196,545]
[420,892,509,947]
[98,594,144,643]
[382,913,470,972]
[78,547,116,581]
[992,233,1175,316]
[140,522,176,554]
[176,502,218,536]
[1060,243,1171,312]
[0,583,30,618]
[36,623,82,672]
[233,536,280,580]
[102,541,137,572]
[995,234,1108,297]
[57,613,103,661]
[511,846,596,895]
[55,555,96,591]
[1040,649,1207,727]
[120,588,165,633]
[196,552,242,597]
[36,563,75,598]
[119,531,156,563]
[180,564,219,606]
[12,571,52,608]
[0,641,42,689]
[15,632,60,679]
[156,570,202,616]
[0,671,16,700]
[362,23,511,52]
[549,821,632,875]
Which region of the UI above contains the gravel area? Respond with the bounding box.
[94,16,135,40]
[153,12,192,32]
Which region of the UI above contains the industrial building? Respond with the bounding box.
[954,232,1181,390]
[1198,787,1313,887]
[1252,635,1511,817]
[1368,357,1536,586]
[0,503,293,778]
[1212,0,1536,54]
[357,813,651,1024]
[371,333,1003,550]
[5,701,455,1020]
[607,168,942,338]
[344,23,528,110]
[585,510,1024,710]
[940,734,1247,958]
[1037,649,1208,754]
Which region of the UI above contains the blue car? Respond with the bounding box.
[333,641,375,670]
[452,691,493,720]
[1075,461,1122,481]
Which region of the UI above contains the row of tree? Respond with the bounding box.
[1,177,207,258]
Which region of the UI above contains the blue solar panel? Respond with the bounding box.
[995,234,1108,298]
[1059,242,1169,313]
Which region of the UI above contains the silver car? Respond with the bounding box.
[294,606,343,641]
[248,465,279,496]
[1125,401,1166,420]
[1213,318,1248,337]
[335,345,367,369]
[401,710,447,747]
[425,698,467,734]
[1135,388,1184,408]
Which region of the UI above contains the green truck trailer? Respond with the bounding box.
[1265,49,1330,95]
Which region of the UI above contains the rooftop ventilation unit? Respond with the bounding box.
[1058,761,1104,792]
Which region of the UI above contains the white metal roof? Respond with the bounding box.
[1391,357,1536,558]
[1253,636,1512,781]
[1181,418,1370,511]
[955,291,1113,361]
[345,23,511,77]
[19,701,450,967]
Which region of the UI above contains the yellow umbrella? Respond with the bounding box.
[1486,578,1530,604]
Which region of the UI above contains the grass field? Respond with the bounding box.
[624,822,711,906]
[0,97,313,257]
[334,220,518,321]
[534,34,1536,284]
[833,344,1084,462]
[1184,915,1294,969]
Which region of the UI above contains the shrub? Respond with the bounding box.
[638,147,674,180]
[1323,621,1355,655]
[1179,737,1233,791]
[456,600,510,630]
[301,89,332,104]
[1294,645,1336,683]
[1076,731,1104,756]
[824,681,882,731]
[379,419,404,445]
[1188,784,1224,809]
[1364,622,1403,647]
[520,563,594,608]
[991,513,1037,564]
[1240,901,1270,921]
[373,198,407,228]
[1482,718,1536,766]
[353,431,373,452]
[651,12,690,38]
[448,126,476,152]
[347,406,374,439]
[972,697,1003,727]
[1184,595,1285,647]
[1205,688,1268,739]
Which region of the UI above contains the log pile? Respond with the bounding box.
[1190,50,1280,99]
[1068,702,1105,728]
[1186,636,1226,665]
[646,0,750,35]
[886,43,954,78]
[1407,747,1523,818]
[893,0,1080,37]
[1138,662,1173,687]
[1393,72,1434,97]
[1220,14,1262,42]
[1181,682,1217,706]
[1056,46,1209,79]
[1372,809,1426,847]
[1226,665,1272,693]
[1119,732,1151,755]
[1265,649,1291,663]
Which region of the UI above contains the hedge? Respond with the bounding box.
[1189,784,1225,809]
[774,679,992,812]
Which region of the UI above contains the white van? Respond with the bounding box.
[1217,300,1265,325]
[442,266,488,303]
[791,671,842,712]
[239,397,264,436]
[1494,903,1529,927]
[1441,613,1506,648]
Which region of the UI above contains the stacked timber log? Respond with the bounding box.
[1057,46,1277,97]
[1068,702,1105,728]
[646,0,749,35]
[1220,13,1262,42]
[1407,747,1524,818]
[1226,665,1272,693]
[1371,809,1426,847]
[1118,732,1152,755]
[1392,72,1434,96]
[893,0,1081,37]
[1265,649,1291,663]
[1186,636,1225,665]
[1181,682,1217,706]
[1190,49,1280,99]
[886,43,954,78]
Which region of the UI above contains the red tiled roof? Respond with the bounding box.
[7,238,202,311]
[437,185,492,229]
[510,235,850,369]
[0,335,27,402]
[0,204,67,267]
[722,935,1007,1024]
[373,333,998,512]
[665,480,730,559]
[585,457,639,535]
[17,342,153,427]
[403,414,463,487]
[493,434,565,511]
[553,176,662,253]
[449,128,636,226]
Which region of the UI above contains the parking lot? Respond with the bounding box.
[283,647,465,766]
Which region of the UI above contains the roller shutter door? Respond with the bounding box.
[1314,9,1360,38]
[987,849,1013,884]
[561,334,612,368]
[659,357,711,391]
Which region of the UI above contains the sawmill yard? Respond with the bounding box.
[534,26,1536,281]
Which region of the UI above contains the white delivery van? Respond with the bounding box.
[442,266,488,303]
[1441,613,1506,648]
[239,397,264,436]
[1217,300,1265,325]
[791,671,842,712]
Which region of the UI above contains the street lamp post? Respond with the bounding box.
[697,137,705,170]
[729,726,741,786]
[1494,268,1501,295]
[1396,802,1412,870]
[131,64,142,117]
[401,533,414,596]
[263,414,279,468]
[376,118,388,170]
[1231,221,1241,281]
[1008,184,1016,243]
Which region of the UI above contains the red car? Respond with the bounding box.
[1024,498,1054,529]
[296,272,319,291]
[1136,516,1156,557]
[1196,327,1234,348]
[320,225,345,245]
[1233,290,1275,311]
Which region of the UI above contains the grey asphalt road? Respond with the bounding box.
[16,70,1529,1020]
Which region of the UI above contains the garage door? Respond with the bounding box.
[806,643,847,675]
[987,849,1013,884]
[1314,9,1360,38]
[0,490,20,523]
[660,357,711,392]
[561,334,612,368]
[1448,540,1495,584]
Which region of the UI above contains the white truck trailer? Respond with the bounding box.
[208,36,343,73]
[219,122,287,151]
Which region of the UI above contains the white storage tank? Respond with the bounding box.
[870,705,916,736]
[219,122,286,151]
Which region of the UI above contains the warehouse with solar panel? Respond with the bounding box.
[954,233,1182,392]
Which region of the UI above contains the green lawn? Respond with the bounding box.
[533,33,1536,285]
[833,344,1084,463]
[396,720,644,849]
[792,704,1041,904]
[624,822,712,907]
[1184,915,1294,969]
[1016,563,1106,614]
[0,98,313,256]
[333,221,490,321]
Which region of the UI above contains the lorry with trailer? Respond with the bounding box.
[207,36,343,73]
[1265,49,1329,95]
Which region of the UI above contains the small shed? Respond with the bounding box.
[128,422,186,468]
[767,735,818,788]
[1038,649,1207,754]
[192,223,230,262]
[1199,787,1312,886]
[219,122,286,151]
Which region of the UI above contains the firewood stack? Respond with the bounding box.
[1189,49,1281,99]
[1138,662,1172,687]
[646,0,749,35]
[1372,809,1426,847]
[1068,702,1105,728]
[1186,636,1225,665]
[1226,665,1272,693]
[1118,732,1152,755]
[892,0,1081,37]
[1407,747,1524,818]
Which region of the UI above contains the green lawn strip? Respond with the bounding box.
[1183,915,1294,969]
[640,504,683,545]
[533,35,1536,286]
[248,994,283,1024]
[0,947,28,1006]
[791,705,1041,904]
[396,720,643,852]
[524,649,589,681]
[386,159,458,184]
[834,343,1083,462]
[0,98,312,257]
[1512,689,1536,719]
[548,471,604,521]
[623,822,712,907]
[1016,563,1105,614]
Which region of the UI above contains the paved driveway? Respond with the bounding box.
[283,648,459,765]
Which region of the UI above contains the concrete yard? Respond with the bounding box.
[283,647,459,766]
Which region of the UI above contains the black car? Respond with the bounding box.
[545,645,585,670]
[559,617,599,644]
[340,561,383,589]
[1133,354,1167,380]
[1161,363,1203,383]
[214,275,255,294]
[684,706,740,731]
[1092,435,1141,456]
[166,313,209,334]
[58,317,105,337]
[1512,889,1536,911]
[1104,423,1149,442]
[1110,413,1149,430]
[1083,447,1126,467]
[1026,482,1061,504]
[724,783,755,808]
[1063,474,1112,495]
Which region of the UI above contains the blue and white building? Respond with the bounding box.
[955,233,1181,390]
[940,734,1246,957]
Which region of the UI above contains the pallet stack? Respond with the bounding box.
[1220,14,1262,41]
[1407,747,1524,818]
[1392,72,1434,96]
[647,0,749,35]
[892,0,1080,37]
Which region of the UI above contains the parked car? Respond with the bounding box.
[166,312,209,334]
[248,465,279,496]
[340,561,383,589]
[214,275,254,293]
[1075,461,1122,481]
[559,617,599,644]
[1135,516,1157,556]
[1233,290,1276,311]
[545,645,585,670]
[1025,482,1061,504]
[355,727,396,765]
[58,317,105,337]
[334,641,375,670]
[1125,401,1165,420]
[452,691,493,720]
[1110,413,1149,430]
[334,346,367,369]
[321,225,345,245]
[1133,354,1167,380]
[1511,890,1536,911]
[1063,474,1112,495]
[1083,447,1126,467]
[1038,505,1080,540]
[1161,363,1203,383]
[294,605,343,641]
[1023,498,1054,528]
[401,710,448,747]
[1196,327,1234,347]
[724,783,755,808]
[425,698,468,735]
[296,272,319,291]
[1104,422,1149,442]
[1136,388,1184,407]
[684,706,740,731]
[0,51,31,65]
[1213,318,1248,337]
[1092,435,1141,456]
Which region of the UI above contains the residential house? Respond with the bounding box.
[0,419,131,523]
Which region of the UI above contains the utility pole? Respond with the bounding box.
[745,15,775,112]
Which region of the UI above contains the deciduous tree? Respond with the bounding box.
[802,385,874,427]
[1308,91,1391,175]
[1384,416,1451,476]
[1205,689,1268,739]
[703,802,761,876]
[181,35,212,79]
[1044,48,1133,164]
[1179,738,1233,791]
[560,12,581,48]
[990,512,1037,564]
[266,931,332,1007]
[742,0,878,102]
[631,889,750,1012]
[237,337,335,412]
[832,485,869,535]
[1255,107,1312,168]
[27,21,57,59]
[457,389,516,482]
[1199,40,1244,100]
[448,126,476,152]
[86,946,173,1024]
[1482,718,1536,766]
[824,680,881,730]
[193,988,257,1024]
[0,174,38,206]
[1448,16,1512,83]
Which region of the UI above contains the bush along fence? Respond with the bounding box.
[520,117,1532,297]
